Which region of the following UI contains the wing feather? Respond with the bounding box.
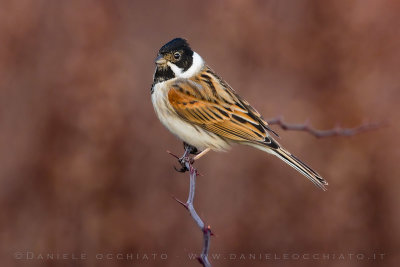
[167,66,276,143]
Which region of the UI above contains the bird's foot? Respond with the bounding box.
[174,156,194,173]
[166,150,194,173]
[168,143,205,173]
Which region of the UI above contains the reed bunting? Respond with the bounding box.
[151,38,328,190]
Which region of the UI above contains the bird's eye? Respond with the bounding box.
[174,52,181,60]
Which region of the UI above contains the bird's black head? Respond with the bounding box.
[153,38,194,84]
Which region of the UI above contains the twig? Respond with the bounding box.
[266,116,386,138]
[168,150,212,267]
[165,117,384,266]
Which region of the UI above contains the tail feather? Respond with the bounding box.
[252,140,328,191]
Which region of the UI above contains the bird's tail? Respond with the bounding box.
[250,139,328,191]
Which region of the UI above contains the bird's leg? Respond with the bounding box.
[173,143,209,172]
[173,143,198,172]
[183,142,199,155]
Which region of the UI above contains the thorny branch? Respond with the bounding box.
[266,116,386,138]
[167,118,384,267]
[168,149,212,267]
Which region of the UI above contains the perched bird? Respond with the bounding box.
[151,38,328,190]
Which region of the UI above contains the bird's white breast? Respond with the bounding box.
[151,81,230,151]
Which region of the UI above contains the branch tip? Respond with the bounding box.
[267,116,385,138]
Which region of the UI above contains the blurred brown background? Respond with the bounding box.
[1,0,399,266]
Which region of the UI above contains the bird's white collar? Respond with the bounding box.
[167,52,204,78]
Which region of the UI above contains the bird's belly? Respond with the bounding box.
[151,84,229,151]
[163,114,229,151]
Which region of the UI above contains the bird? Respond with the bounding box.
[151,38,328,190]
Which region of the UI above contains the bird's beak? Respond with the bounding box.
[155,55,167,65]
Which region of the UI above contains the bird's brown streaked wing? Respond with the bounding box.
[236,97,280,137]
[167,78,269,143]
[199,67,279,137]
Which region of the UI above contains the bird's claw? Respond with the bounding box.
[173,156,194,173]
[173,164,187,173]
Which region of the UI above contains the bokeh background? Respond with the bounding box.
[1,0,399,266]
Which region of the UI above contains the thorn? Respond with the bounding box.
[167,150,179,159]
[172,196,188,210]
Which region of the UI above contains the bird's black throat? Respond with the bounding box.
[153,66,175,86]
